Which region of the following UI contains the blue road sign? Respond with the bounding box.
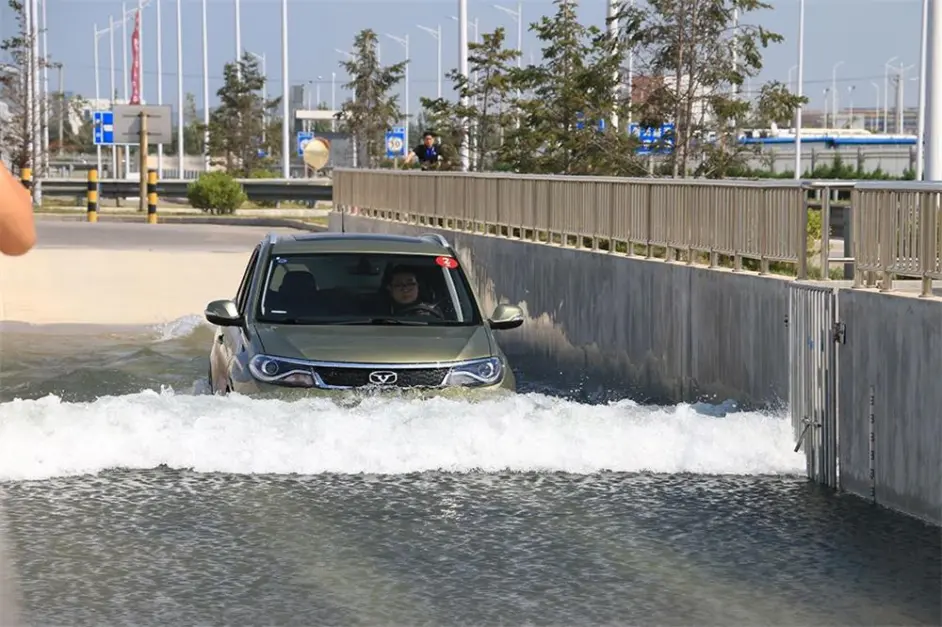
[296,131,314,157]
[93,110,114,146]
[630,122,675,154]
[575,112,606,132]
[385,127,406,159]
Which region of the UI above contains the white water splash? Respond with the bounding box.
[150,315,209,342]
[0,390,804,481]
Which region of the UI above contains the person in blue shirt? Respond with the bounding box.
[404,131,443,169]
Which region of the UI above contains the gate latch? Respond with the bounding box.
[832,321,846,344]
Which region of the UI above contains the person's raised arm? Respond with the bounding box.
[0,161,36,256]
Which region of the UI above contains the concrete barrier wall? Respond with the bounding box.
[837,290,942,525]
[331,212,793,408]
[333,212,942,525]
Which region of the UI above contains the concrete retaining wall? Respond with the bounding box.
[837,290,942,524]
[330,212,792,408]
[332,212,942,525]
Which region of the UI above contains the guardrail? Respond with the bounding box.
[332,169,941,296]
[37,178,333,204]
[852,181,941,294]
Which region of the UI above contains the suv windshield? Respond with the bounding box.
[255,251,483,326]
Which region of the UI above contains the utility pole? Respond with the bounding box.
[458,0,469,171]
[54,62,63,155]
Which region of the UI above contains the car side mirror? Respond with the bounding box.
[205,299,242,327]
[488,304,524,330]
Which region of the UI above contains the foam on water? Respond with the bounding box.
[150,314,209,342]
[0,389,804,481]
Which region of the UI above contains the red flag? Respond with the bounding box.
[130,10,141,104]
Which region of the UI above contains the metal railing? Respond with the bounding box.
[37,178,333,204]
[332,169,941,296]
[852,181,942,295]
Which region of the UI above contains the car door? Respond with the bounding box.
[213,245,259,391]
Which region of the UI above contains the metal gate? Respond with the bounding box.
[787,283,841,489]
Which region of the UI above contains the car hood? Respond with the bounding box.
[251,323,494,364]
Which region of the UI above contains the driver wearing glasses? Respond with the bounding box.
[385,266,444,318]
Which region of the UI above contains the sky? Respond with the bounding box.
[0,0,927,116]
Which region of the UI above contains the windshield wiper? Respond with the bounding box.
[325,317,429,326]
[259,317,430,326]
[258,317,323,325]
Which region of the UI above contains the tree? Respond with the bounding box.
[615,0,800,177]
[312,102,334,133]
[751,80,806,127]
[0,0,46,174]
[500,0,643,175]
[168,92,206,157]
[420,27,519,171]
[338,29,406,167]
[203,52,280,175]
[48,94,92,154]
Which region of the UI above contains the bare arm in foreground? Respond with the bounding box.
[0,160,36,256]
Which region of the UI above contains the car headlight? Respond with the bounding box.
[248,354,316,387]
[443,357,504,387]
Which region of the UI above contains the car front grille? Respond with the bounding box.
[313,366,450,388]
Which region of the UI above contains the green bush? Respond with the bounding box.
[246,168,278,208]
[187,171,247,215]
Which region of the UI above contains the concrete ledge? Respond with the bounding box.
[35,214,326,231]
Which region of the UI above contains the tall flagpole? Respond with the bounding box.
[156,0,164,177]
[122,2,130,176]
[281,0,290,178]
[109,17,117,176]
[177,0,184,178]
[201,0,209,169]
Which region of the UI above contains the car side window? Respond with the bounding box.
[235,245,260,314]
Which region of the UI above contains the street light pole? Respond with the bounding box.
[493,3,522,69]
[926,0,942,180]
[416,24,441,99]
[831,60,844,126]
[122,2,130,175]
[386,33,410,150]
[458,0,469,171]
[235,0,242,71]
[793,0,805,179]
[202,0,209,170]
[156,0,164,177]
[94,22,103,177]
[176,0,184,177]
[248,51,267,149]
[109,16,117,175]
[917,0,928,179]
[41,0,49,173]
[884,55,898,132]
[281,0,290,178]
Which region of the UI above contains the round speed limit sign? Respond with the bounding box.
[387,135,404,154]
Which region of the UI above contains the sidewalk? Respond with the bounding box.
[38,205,332,218]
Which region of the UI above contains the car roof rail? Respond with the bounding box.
[419,233,451,248]
[263,231,280,245]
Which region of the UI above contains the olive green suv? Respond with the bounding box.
[204,231,524,396]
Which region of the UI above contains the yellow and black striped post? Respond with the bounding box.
[20,167,31,197]
[86,168,99,222]
[146,169,158,224]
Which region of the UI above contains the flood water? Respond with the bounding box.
[0,316,938,626]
